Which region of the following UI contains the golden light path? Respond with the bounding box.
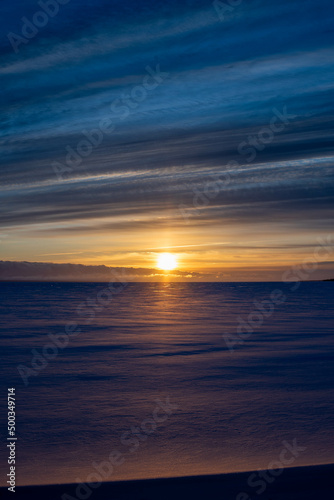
[157,253,177,271]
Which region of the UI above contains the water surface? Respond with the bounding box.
[0,282,333,486]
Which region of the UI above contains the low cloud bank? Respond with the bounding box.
[0,260,203,282]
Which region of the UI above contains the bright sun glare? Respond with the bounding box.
[157,253,177,271]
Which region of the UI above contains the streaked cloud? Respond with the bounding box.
[0,0,333,277]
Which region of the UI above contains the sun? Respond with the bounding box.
[157,253,177,271]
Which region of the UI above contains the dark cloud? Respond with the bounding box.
[0,260,202,281]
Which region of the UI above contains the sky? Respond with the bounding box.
[1,0,334,280]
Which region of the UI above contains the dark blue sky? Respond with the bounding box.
[1,0,334,279]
